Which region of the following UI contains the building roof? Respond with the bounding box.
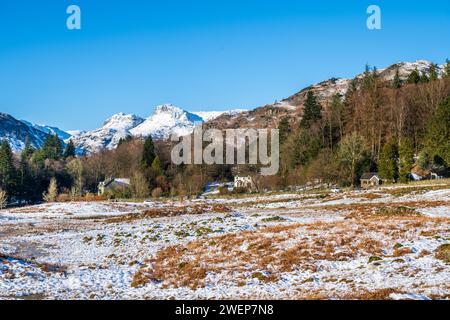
[360,172,380,180]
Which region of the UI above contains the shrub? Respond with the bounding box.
[151,187,163,198]
[435,244,450,263]
[56,194,70,202]
[43,178,58,202]
[218,186,229,195]
[233,187,248,194]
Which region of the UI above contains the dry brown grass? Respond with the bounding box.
[435,244,450,263]
[132,213,448,290]
[105,204,231,223]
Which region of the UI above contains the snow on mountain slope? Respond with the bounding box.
[130,104,203,140]
[20,120,72,141]
[68,105,246,153]
[69,113,144,154]
[193,109,247,122]
[0,113,49,152]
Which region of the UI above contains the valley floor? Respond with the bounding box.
[0,183,449,300]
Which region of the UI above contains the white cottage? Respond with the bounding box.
[234,176,255,190]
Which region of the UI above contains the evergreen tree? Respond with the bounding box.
[378,139,399,181]
[392,68,401,88]
[429,63,438,81]
[419,72,429,83]
[424,97,450,166]
[398,138,414,183]
[142,136,156,168]
[300,91,322,128]
[18,142,34,203]
[0,140,16,193]
[22,137,35,160]
[41,134,63,160]
[407,68,420,84]
[64,140,76,159]
[118,135,133,146]
[278,117,290,145]
[362,64,374,90]
[443,59,450,79]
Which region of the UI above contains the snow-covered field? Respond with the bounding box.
[1,184,449,300]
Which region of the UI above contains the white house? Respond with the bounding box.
[98,177,131,195]
[360,172,382,188]
[234,176,255,190]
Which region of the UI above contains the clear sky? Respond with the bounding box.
[0,0,449,131]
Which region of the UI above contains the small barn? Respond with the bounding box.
[360,173,382,189]
[98,178,131,195]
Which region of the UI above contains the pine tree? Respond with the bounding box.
[429,63,438,81]
[41,134,63,160]
[443,59,450,79]
[407,68,420,84]
[419,72,429,83]
[378,139,399,182]
[301,91,322,128]
[424,97,450,166]
[362,64,374,90]
[142,136,156,168]
[18,141,34,202]
[392,68,401,88]
[278,117,290,145]
[64,140,76,159]
[22,137,35,160]
[398,138,414,183]
[0,140,16,192]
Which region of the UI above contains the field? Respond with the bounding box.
[1,183,449,300]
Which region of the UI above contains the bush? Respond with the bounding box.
[435,244,450,263]
[151,187,163,198]
[105,187,132,200]
[56,194,70,202]
[218,186,229,195]
[233,187,248,194]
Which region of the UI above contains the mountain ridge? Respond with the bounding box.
[1,59,447,154]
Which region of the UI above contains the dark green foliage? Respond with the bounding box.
[300,91,322,128]
[278,117,290,145]
[424,97,450,166]
[407,68,420,84]
[378,139,399,181]
[64,140,76,159]
[118,135,133,146]
[444,59,450,79]
[142,136,156,168]
[429,63,438,81]
[420,72,429,83]
[398,138,414,183]
[41,134,63,160]
[392,68,401,88]
[0,140,16,191]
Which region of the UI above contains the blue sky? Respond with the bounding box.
[0,0,449,131]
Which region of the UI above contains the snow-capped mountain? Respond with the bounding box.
[69,113,144,154]
[130,104,203,140]
[20,120,72,141]
[68,105,246,153]
[1,59,446,154]
[0,113,53,152]
[206,60,447,131]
